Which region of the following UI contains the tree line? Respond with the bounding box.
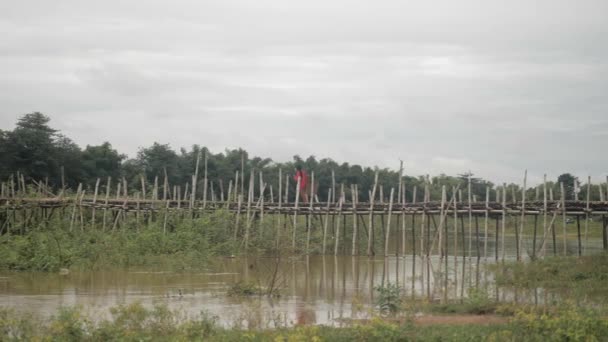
[0,112,603,202]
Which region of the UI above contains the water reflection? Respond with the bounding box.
[0,233,604,328]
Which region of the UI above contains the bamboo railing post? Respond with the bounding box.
[102,177,111,230]
[367,171,379,256]
[542,174,548,257]
[163,168,168,201]
[203,152,208,209]
[334,191,344,256]
[400,183,406,257]
[351,184,359,255]
[276,169,283,249]
[259,172,265,224]
[438,185,446,259]
[123,177,128,198]
[561,182,567,255]
[484,186,489,261]
[306,172,315,254]
[115,182,121,200]
[467,174,473,272]
[292,177,301,250]
[583,175,591,255]
[140,175,146,201]
[384,188,395,257]
[135,192,141,231]
[519,170,527,261]
[69,183,82,231]
[245,170,254,252]
[501,183,507,262]
[153,176,159,201]
[397,161,403,205]
[453,186,459,299]
[322,189,332,254]
[91,178,100,229]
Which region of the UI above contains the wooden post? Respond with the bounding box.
[367,171,379,256]
[122,177,128,198]
[384,188,395,257]
[331,169,336,204]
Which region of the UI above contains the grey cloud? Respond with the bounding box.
[1,0,607,185]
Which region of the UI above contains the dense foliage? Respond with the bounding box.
[1,112,603,202]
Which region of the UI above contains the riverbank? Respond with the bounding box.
[1,301,606,341]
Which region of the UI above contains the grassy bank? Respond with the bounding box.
[0,211,245,272]
[2,301,607,341]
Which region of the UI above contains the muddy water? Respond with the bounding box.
[0,234,604,328]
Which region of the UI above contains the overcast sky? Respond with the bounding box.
[1,0,607,185]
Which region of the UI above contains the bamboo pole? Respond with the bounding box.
[91,178,100,229]
[102,177,111,230]
[367,171,379,256]
[306,172,315,254]
[245,170,254,252]
[322,189,332,254]
[384,187,395,257]
[453,186,459,299]
[519,170,527,262]
[438,185,446,259]
[334,191,344,256]
[584,175,591,254]
[501,183,507,262]
[203,151,208,209]
[69,183,82,231]
[292,176,301,250]
[561,182,567,255]
[153,176,158,201]
[140,175,146,201]
[542,174,548,257]
[484,186,489,261]
[163,167,168,200]
[276,169,282,249]
[351,184,358,256]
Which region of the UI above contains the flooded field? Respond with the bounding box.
[1,230,604,328]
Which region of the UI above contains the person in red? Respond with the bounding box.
[294,164,309,203]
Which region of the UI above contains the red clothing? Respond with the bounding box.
[294,170,308,190]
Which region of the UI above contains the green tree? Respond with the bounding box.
[557,173,578,200]
[81,142,125,185]
[4,112,59,182]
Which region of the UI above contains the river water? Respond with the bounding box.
[0,233,604,328]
